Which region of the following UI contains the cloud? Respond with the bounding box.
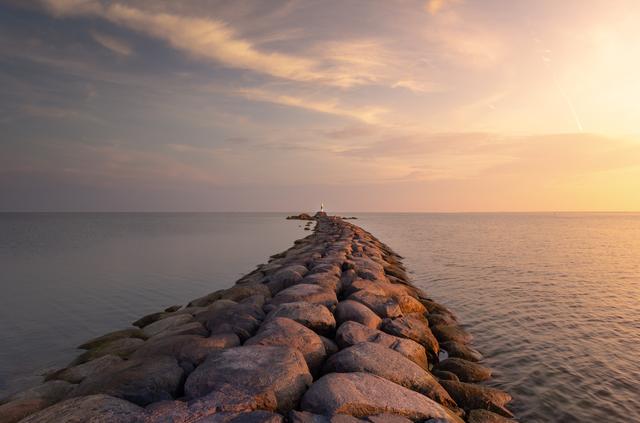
[425,0,458,15]
[90,31,133,56]
[236,88,388,124]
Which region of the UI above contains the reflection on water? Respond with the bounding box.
[0,213,306,397]
[357,213,640,423]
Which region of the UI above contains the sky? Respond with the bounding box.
[1,0,640,212]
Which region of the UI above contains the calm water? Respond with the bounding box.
[0,213,307,397]
[1,213,639,422]
[357,213,640,423]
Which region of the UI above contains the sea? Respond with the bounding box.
[1,212,639,422]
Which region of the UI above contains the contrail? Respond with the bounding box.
[539,42,584,133]
[551,73,584,132]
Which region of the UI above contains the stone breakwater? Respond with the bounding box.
[0,216,515,423]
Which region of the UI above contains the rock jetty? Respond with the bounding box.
[0,215,515,423]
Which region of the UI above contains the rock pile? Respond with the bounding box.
[0,216,515,423]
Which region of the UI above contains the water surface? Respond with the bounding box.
[357,213,640,423]
[0,213,307,397]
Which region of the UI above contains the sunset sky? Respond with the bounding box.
[1,0,640,211]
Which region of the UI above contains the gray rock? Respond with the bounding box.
[149,321,208,340]
[468,409,517,423]
[431,325,473,345]
[435,358,492,383]
[335,321,428,369]
[381,314,440,359]
[17,394,146,422]
[265,266,307,294]
[78,328,147,350]
[432,370,460,382]
[129,333,240,365]
[2,380,73,404]
[184,345,312,413]
[335,300,382,329]
[440,341,483,362]
[320,336,339,356]
[347,291,402,318]
[269,284,338,311]
[70,355,184,406]
[300,272,341,292]
[300,372,462,422]
[265,302,335,335]
[133,311,171,328]
[324,342,457,409]
[46,355,124,384]
[439,380,513,418]
[426,313,458,327]
[142,314,194,337]
[0,398,49,423]
[245,317,326,373]
[71,338,144,365]
[288,410,363,423]
[188,284,271,308]
[196,302,264,341]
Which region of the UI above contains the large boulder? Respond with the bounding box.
[435,358,492,383]
[323,342,457,409]
[300,273,341,293]
[71,338,144,365]
[334,300,382,329]
[0,381,74,423]
[381,314,440,359]
[335,321,428,369]
[69,355,184,406]
[468,409,517,423]
[142,314,194,338]
[17,394,146,422]
[265,302,335,335]
[265,265,308,294]
[195,301,264,341]
[269,284,338,311]
[0,398,49,423]
[149,321,208,340]
[245,318,326,373]
[431,325,472,345]
[78,328,146,350]
[184,345,312,413]
[439,380,513,418]
[440,341,483,362]
[188,284,271,308]
[347,291,402,319]
[300,372,462,422]
[46,355,124,383]
[129,333,240,365]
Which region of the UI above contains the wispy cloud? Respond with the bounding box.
[90,31,133,56]
[236,88,388,124]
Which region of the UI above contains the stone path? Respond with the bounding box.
[0,216,515,423]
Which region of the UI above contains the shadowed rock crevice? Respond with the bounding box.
[1,215,514,423]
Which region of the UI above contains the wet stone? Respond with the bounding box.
[323,342,457,409]
[46,355,124,384]
[71,338,145,365]
[269,284,338,311]
[300,372,462,422]
[245,317,327,373]
[69,355,185,406]
[435,358,492,383]
[439,380,513,418]
[440,341,483,362]
[78,328,147,350]
[17,394,146,423]
[334,300,382,329]
[431,325,473,345]
[335,321,428,370]
[184,345,312,414]
[381,314,440,359]
[265,302,336,336]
